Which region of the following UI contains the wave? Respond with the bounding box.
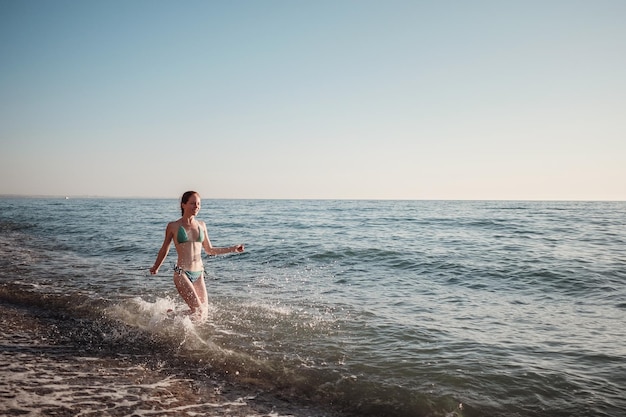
[0,283,473,417]
[0,220,37,233]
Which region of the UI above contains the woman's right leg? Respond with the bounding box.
[173,272,202,315]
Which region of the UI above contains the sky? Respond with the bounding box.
[1,0,625,200]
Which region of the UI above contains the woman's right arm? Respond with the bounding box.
[150,223,174,275]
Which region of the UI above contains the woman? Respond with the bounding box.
[150,191,244,319]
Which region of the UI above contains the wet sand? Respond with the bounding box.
[0,302,342,417]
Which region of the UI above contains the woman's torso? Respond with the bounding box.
[172,219,205,271]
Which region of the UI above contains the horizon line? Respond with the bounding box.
[1,194,624,202]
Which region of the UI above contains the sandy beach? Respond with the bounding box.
[0,302,342,417]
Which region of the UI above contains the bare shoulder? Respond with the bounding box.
[166,220,181,234]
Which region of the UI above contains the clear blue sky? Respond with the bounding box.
[1,0,624,200]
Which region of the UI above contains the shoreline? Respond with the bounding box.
[0,301,343,417]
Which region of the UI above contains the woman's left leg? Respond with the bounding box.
[192,273,209,319]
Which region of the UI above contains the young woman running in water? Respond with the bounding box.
[150,191,244,320]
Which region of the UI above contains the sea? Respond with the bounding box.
[0,198,624,417]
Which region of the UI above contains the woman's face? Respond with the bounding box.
[183,193,201,215]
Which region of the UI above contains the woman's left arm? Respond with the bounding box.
[201,222,245,256]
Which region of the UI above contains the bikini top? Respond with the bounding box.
[177,225,204,243]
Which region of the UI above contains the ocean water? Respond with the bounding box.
[1,198,625,417]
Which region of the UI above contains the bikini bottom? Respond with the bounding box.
[174,265,204,283]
